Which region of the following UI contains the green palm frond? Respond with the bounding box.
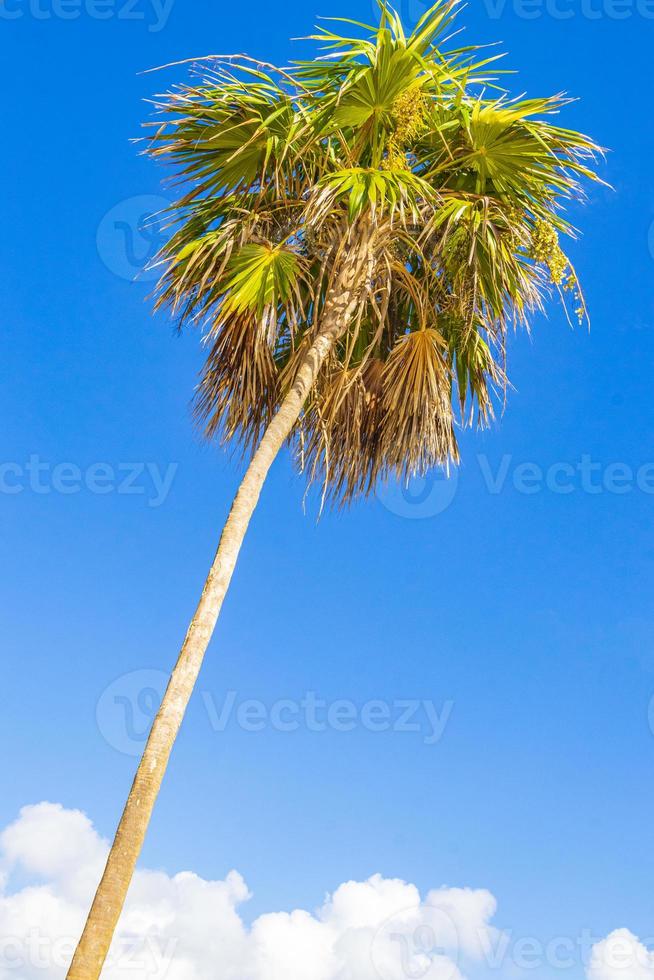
[221,244,304,318]
[313,167,438,223]
[145,0,602,505]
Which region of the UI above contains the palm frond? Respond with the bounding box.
[145,0,601,505]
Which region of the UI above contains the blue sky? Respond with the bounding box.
[1,1,654,978]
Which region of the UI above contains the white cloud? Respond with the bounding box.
[587,929,654,980]
[0,802,497,980]
[1,803,650,980]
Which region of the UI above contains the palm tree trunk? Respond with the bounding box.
[66,227,374,980]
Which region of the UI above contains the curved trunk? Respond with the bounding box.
[66,228,373,980]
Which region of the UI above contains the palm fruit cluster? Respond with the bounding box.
[528,220,568,285]
[383,87,429,170]
[392,87,430,145]
[529,219,584,321]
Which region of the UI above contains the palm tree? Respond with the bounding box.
[66,3,600,977]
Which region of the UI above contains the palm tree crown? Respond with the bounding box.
[147,0,600,503]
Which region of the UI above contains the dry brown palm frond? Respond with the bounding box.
[300,357,387,505]
[380,329,459,480]
[299,328,459,506]
[195,312,279,452]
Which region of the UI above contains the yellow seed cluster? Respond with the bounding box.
[528,220,584,322]
[563,273,585,322]
[381,143,408,171]
[528,220,568,286]
[392,88,430,145]
[382,88,429,171]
